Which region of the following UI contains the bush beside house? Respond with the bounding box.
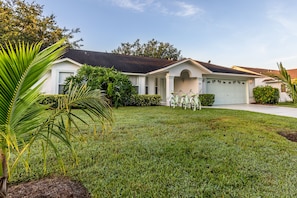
[129,95,161,106]
[253,86,280,104]
[39,94,65,109]
[199,94,215,106]
[40,94,162,108]
[64,65,135,108]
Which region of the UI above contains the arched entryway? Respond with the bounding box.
[174,69,198,95]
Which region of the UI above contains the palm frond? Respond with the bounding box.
[0,39,66,178]
[277,62,297,103]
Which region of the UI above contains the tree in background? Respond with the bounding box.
[64,65,136,108]
[112,39,182,60]
[0,0,82,48]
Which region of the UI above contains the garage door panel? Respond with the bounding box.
[206,79,246,105]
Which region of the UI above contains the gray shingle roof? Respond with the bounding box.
[63,49,177,74]
[197,61,254,75]
[63,49,255,76]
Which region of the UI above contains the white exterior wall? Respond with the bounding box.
[168,62,204,78]
[42,61,80,94]
[40,71,52,94]
[147,77,155,94]
[138,76,146,95]
[174,78,198,94]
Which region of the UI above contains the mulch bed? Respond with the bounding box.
[8,176,91,198]
[279,132,297,142]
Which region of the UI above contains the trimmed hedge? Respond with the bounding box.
[38,94,66,109]
[39,94,161,108]
[199,94,215,106]
[253,86,279,104]
[129,94,161,106]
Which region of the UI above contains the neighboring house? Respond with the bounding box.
[42,49,258,105]
[232,66,295,102]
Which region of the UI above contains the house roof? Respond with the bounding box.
[287,69,297,79]
[63,49,256,76]
[233,66,297,79]
[196,61,253,75]
[63,49,178,74]
[232,66,280,76]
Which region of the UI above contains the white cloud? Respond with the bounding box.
[174,1,203,17]
[110,0,203,17]
[111,0,154,12]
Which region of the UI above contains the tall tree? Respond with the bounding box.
[0,0,82,48]
[0,40,112,197]
[112,39,182,60]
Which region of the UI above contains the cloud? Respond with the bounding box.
[110,0,203,17]
[174,1,203,17]
[111,0,154,12]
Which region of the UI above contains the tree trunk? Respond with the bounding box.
[0,153,8,198]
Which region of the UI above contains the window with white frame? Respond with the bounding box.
[129,76,139,94]
[58,72,74,94]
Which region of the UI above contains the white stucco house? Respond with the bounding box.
[232,66,293,102]
[42,49,258,106]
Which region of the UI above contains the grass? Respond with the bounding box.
[10,106,297,197]
[278,101,297,108]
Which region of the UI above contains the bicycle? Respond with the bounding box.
[169,92,179,108]
[180,93,190,110]
[189,94,202,111]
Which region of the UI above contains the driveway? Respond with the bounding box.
[207,104,297,118]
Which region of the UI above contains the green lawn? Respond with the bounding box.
[10,106,297,197]
[278,102,297,108]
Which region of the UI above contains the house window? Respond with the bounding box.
[58,72,74,94]
[155,78,158,94]
[145,77,148,94]
[281,84,286,92]
[129,76,139,94]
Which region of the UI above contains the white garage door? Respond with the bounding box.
[206,79,247,105]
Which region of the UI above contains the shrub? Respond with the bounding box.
[129,95,161,106]
[253,86,279,104]
[64,65,136,108]
[38,94,66,109]
[199,94,215,106]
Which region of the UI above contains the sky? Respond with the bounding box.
[30,0,297,69]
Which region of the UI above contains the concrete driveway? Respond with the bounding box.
[207,104,297,118]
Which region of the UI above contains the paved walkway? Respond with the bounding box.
[207,104,297,118]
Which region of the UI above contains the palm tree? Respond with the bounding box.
[277,62,297,103]
[0,40,113,197]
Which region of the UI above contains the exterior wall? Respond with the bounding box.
[42,61,80,94]
[40,71,52,94]
[147,77,155,94]
[168,62,204,78]
[174,78,198,95]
